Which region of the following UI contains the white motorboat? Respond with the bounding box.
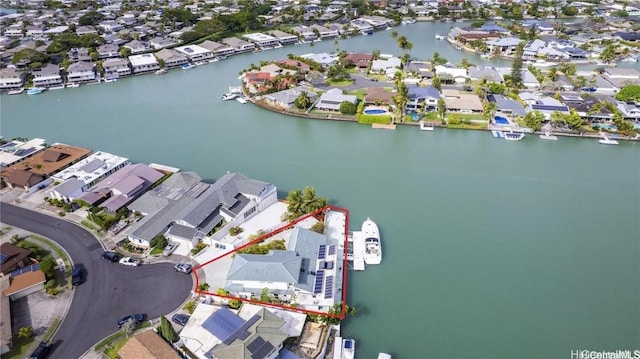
[8,88,24,95]
[530,59,556,68]
[221,92,238,101]
[420,122,435,131]
[342,338,355,359]
[182,63,196,70]
[539,132,558,140]
[504,131,525,141]
[378,354,392,359]
[435,34,446,40]
[67,83,80,88]
[48,84,65,90]
[26,87,45,95]
[362,218,381,265]
[155,68,167,75]
[598,134,619,145]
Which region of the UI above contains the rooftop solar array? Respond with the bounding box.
[202,308,246,343]
[247,336,275,359]
[328,245,336,256]
[324,276,334,299]
[318,245,326,259]
[0,253,8,264]
[531,104,568,111]
[9,263,40,277]
[314,270,325,294]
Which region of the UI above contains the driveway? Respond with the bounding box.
[0,203,193,359]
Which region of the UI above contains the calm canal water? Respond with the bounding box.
[1,22,639,358]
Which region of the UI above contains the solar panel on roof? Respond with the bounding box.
[202,308,246,342]
[0,253,8,264]
[328,245,336,256]
[314,270,324,293]
[247,336,275,359]
[324,276,334,299]
[318,245,326,259]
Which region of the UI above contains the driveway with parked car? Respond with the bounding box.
[0,203,193,359]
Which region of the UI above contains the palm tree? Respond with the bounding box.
[390,30,398,40]
[396,35,413,53]
[393,84,408,123]
[548,67,558,81]
[302,186,327,213]
[437,98,446,124]
[401,53,410,67]
[294,91,311,110]
[285,189,304,219]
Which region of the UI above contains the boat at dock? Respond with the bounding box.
[539,132,558,140]
[598,133,619,145]
[362,218,381,265]
[155,68,167,75]
[378,354,392,359]
[435,33,446,40]
[8,88,24,95]
[26,87,45,95]
[236,96,248,104]
[420,121,435,131]
[341,338,355,359]
[48,84,65,90]
[503,131,525,141]
[66,83,79,88]
[222,86,242,101]
[182,63,196,70]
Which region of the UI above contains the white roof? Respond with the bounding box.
[51,151,129,184]
[0,138,46,168]
[44,25,69,34]
[180,303,224,359]
[174,44,212,56]
[243,32,277,42]
[128,53,158,66]
[238,303,306,337]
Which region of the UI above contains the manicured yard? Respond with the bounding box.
[451,113,486,121]
[2,337,35,359]
[103,337,129,359]
[346,89,367,100]
[327,79,354,86]
[423,112,440,120]
[150,246,163,256]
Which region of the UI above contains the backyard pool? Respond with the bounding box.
[494,116,510,125]
[407,111,420,121]
[363,106,390,115]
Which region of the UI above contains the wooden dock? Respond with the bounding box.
[372,123,396,130]
[350,231,365,271]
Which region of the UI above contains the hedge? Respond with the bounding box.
[357,114,392,124]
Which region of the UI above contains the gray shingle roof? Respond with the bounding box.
[227,251,302,283]
[52,178,85,197]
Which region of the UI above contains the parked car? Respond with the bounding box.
[119,257,141,267]
[171,313,190,326]
[174,263,192,274]
[117,313,146,327]
[71,265,82,286]
[102,251,119,263]
[163,243,179,257]
[28,341,50,359]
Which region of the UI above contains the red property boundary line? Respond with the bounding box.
[193,205,350,319]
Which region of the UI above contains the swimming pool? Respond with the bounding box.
[594,123,617,130]
[364,109,388,115]
[407,111,420,121]
[494,116,509,125]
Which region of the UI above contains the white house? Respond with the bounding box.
[222,37,255,53]
[102,58,132,78]
[66,61,97,84]
[242,33,280,49]
[291,25,317,41]
[434,65,468,84]
[174,44,214,62]
[128,54,159,74]
[198,40,235,57]
[0,68,25,91]
[154,49,188,69]
[268,30,298,45]
[314,88,357,111]
[32,64,63,88]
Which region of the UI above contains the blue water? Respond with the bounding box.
[494,116,510,125]
[407,111,420,121]
[595,123,617,130]
[364,109,387,115]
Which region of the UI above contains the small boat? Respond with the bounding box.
[362,218,381,265]
[539,132,558,140]
[208,58,219,63]
[221,92,238,101]
[182,63,196,70]
[216,55,227,60]
[236,96,248,104]
[48,84,65,90]
[435,34,446,40]
[420,121,435,131]
[8,88,24,95]
[598,134,619,145]
[67,83,80,88]
[26,87,45,95]
[103,76,118,83]
[504,131,525,141]
[194,60,208,66]
[342,338,355,359]
[155,68,167,75]
[531,59,556,68]
[385,26,392,31]
[454,45,462,50]
[378,354,392,359]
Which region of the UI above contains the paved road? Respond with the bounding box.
[0,203,193,359]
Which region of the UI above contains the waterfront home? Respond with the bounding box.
[521,20,556,35]
[603,68,640,81]
[124,40,151,54]
[67,47,91,62]
[3,25,23,38]
[75,25,98,35]
[264,85,316,109]
[222,37,255,53]
[268,30,299,46]
[198,40,235,58]
[32,63,63,88]
[78,163,163,213]
[102,58,132,78]
[174,44,214,63]
[522,39,546,59]
[129,54,159,74]
[291,25,317,42]
[259,63,297,78]
[519,92,569,119]
[66,61,97,84]
[364,87,393,105]
[359,15,394,30]
[310,24,339,39]
[370,56,401,76]
[49,151,130,202]
[349,20,373,35]
[314,88,357,111]
[479,23,510,35]
[127,172,277,248]
[180,304,291,359]
[97,43,121,59]
[149,36,177,50]
[154,49,188,69]
[487,94,527,118]
[300,53,338,67]
[486,37,524,56]
[616,101,640,122]
[560,94,613,123]
[277,59,312,73]
[406,85,440,112]
[434,65,468,84]
[468,66,503,83]
[0,67,25,91]
[243,32,280,49]
[344,53,373,69]
[0,138,46,170]
[118,331,181,359]
[441,89,483,113]
[243,72,274,93]
[495,68,539,89]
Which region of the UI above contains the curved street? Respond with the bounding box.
[0,203,193,359]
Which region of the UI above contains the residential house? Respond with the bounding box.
[129,54,159,74]
[300,53,338,67]
[242,33,280,49]
[25,25,45,38]
[314,88,357,111]
[495,67,539,89]
[32,64,63,88]
[406,61,433,80]
[0,138,47,169]
[79,163,163,213]
[98,20,124,33]
[174,45,213,63]
[118,330,181,359]
[364,87,393,105]
[406,85,440,112]
[153,49,187,69]
[359,15,394,30]
[198,40,235,58]
[561,94,613,123]
[259,64,296,78]
[148,37,176,50]
[3,25,23,38]
[588,75,620,95]
[0,67,25,91]
[563,47,589,60]
[467,66,503,83]
[124,40,151,54]
[349,20,373,35]
[268,30,298,46]
[487,94,527,118]
[102,34,127,46]
[102,58,132,78]
[222,37,255,53]
[97,43,121,59]
[434,65,468,84]
[291,25,317,41]
[441,89,483,113]
[263,85,316,109]
[479,23,510,35]
[66,61,97,84]
[2,267,46,301]
[519,92,569,119]
[616,101,640,122]
[277,59,312,73]
[370,56,401,77]
[243,72,274,94]
[522,39,546,59]
[344,53,373,69]
[0,243,33,275]
[310,24,339,39]
[613,32,640,42]
[486,37,524,56]
[75,25,98,35]
[67,47,91,62]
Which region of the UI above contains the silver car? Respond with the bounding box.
[163,243,179,257]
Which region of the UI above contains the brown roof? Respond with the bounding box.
[345,53,373,68]
[0,143,91,179]
[118,330,181,359]
[0,243,33,274]
[5,169,44,189]
[2,270,45,296]
[364,87,393,104]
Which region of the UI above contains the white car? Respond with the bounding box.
[119,257,141,267]
[163,243,178,257]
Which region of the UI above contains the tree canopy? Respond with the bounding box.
[46,33,104,53]
[615,85,640,103]
[78,11,104,26]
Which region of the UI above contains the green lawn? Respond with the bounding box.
[346,89,367,100]
[103,337,129,359]
[450,113,486,121]
[423,112,440,121]
[150,246,163,256]
[327,79,354,86]
[1,337,35,359]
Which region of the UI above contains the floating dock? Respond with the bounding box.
[349,231,365,271]
[372,123,396,130]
